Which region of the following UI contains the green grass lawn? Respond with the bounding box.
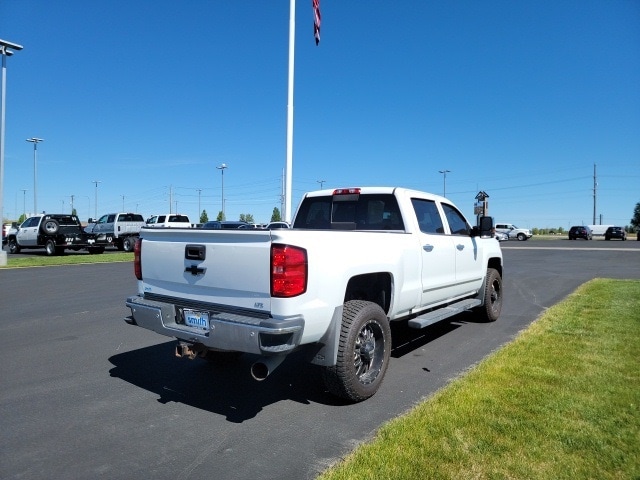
[318,279,640,480]
[1,251,133,268]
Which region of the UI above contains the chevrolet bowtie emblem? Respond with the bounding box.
[185,265,206,276]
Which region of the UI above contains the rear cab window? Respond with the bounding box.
[293,191,405,231]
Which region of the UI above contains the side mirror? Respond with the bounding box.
[472,216,494,237]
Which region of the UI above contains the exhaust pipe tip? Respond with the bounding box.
[250,355,287,381]
[250,362,270,381]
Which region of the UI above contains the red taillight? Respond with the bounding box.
[271,244,307,297]
[134,238,142,280]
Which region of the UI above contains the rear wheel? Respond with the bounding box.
[322,300,391,402]
[45,239,57,256]
[122,236,135,252]
[476,268,502,322]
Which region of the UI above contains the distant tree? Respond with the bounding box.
[239,213,255,223]
[200,210,209,223]
[18,213,27,224]
[72,208,78,216]
[557,226,564,234]
[216,211,225,221]
[631,202,640,231]
[271,207,282,222]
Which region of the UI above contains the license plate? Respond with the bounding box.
[183,309,209,330]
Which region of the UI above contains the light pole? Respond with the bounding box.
[21,189,27,219]
[438,169,451,197]
[216,163,227,217]
[196,188,202,220]
[26,138,44,213]
[92,180,101,219]
[0,40,23,266]
[317,180,326,189]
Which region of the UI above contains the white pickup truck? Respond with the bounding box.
[125,187,503,402]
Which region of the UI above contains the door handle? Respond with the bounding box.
[423,244,434,252]
[456,244,465,251]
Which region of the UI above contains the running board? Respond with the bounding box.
[408,299,482,329]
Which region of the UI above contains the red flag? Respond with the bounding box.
[313,0,321,45]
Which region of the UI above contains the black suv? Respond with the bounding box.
[568,226,592,240]
[604,226,627,241]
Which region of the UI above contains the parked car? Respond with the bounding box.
[568,226,592,240]
[200,221,248,229]
[145,214,192,228]
[494,231,508,242]
[2,223,15,245]
[266,221,290,229]
[495,223,532,241]
[604,226,627,241]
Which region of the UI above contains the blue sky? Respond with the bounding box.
[1,1,639,228]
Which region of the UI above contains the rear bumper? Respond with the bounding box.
[125,295,304,355]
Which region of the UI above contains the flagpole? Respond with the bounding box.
[285,0,295,223]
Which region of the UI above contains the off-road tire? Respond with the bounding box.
[41,219,59,235]
[476,268,502,322]
[322,300,391,402]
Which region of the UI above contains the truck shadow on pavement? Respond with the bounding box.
[108,313,477,422]
[108,342,337,423]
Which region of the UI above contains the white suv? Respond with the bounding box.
[495,223,532,241]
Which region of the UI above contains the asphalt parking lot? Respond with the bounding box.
[0,239,639,479]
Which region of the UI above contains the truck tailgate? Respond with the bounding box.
[139,228,273,312]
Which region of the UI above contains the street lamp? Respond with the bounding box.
[26,138,44,213]
[0,39,23,266]
[317,180,326,189]
[216,163,227,217]
[196,188,202,220]
[92,180,101,219]
[21,189,27,218]
[438,169,451,197]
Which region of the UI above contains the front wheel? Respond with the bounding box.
[8,238,20,254]
[517,233,526,241]
[322,300,391,402]
[476,268,503,322]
